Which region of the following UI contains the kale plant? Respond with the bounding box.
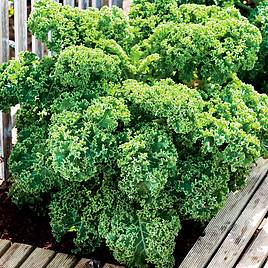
[0,0,267,267]
[240,1,268,93]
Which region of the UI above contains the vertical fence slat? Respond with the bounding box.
[91,0,97,8]
[123,0,130,14]
[14,0,27,58]
[78,0,89,9]
[0,0,9,63]
[0,0,12,184]
[108,0,113,8]
[92,0,102,8]
[113,0,123,8]
[63,0,75,6]
[31,0,44,58]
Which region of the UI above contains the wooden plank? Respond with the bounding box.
[46,253,78,268]
[31,0,44,58]
[0,0,11,185]
[0,240,11,258]
[0,113,12,184]
[122,0,130,14]
[235,218,268,268]
[103,264,124,268]
[113,0,123,8]
[179,158,268,268]
[0,243,33,268]
[78,0,89,9]
[91,0,97,8]
[92,0,101,8]
[207,174,268,268]
[0,0,9,63]
[63,0,75,6]
[14,0,27,58]
[74,258,94,268]
[20,248,56,268]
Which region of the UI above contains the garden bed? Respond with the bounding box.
[0,180,204,267]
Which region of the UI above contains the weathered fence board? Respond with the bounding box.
[20,248,56,268]
[14,0,27,58]
[207,173,268,267]
[74,258,94,268]
[46,253,78,268]
[103,264,125,268]
[78,0,90,9]
[0,0,9,62]
[236,218,268,268]
[179,159,268,268]
[0,240,124,268]
[0,113,12,184]
[0,240,11,258]
[0,243,33,268]
[0,0,12,184]
[63,0,75,7]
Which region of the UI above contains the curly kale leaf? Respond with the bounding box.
[48,96,130,183]
[54,46,123,98]
[176,156,230,221]
[28,0,133,53]
[240,1,268,93]
[142,15,261,84]
[118,124,178,200]
[121,79,204,134]
[49,183,103,252]
[99,199,181,268]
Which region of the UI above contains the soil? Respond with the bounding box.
[0,179,205,267]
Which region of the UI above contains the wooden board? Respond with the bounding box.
[78,0,89,9]
[0,112,12,184]
[0,243,33,268]
[0,240,11,258]
[179,158,268,268]
[63,0,75,6]
[207,174,268,268]
[123,0,130,14]
[14,0,27,58]
[74,258,94,268]
[20,248,55,268]
[46,253,78,268]
[103,264,125,268]
[0,0,9,63]
[92,0,102,8]
[235,218,268,268]
[0,0,11,185]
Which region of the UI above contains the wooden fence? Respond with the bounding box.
[0,0,130,184]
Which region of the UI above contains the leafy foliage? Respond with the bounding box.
[28,0,133,53]
[139,5,261,84]
[240,1,268,93]
[0,0,268,267]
